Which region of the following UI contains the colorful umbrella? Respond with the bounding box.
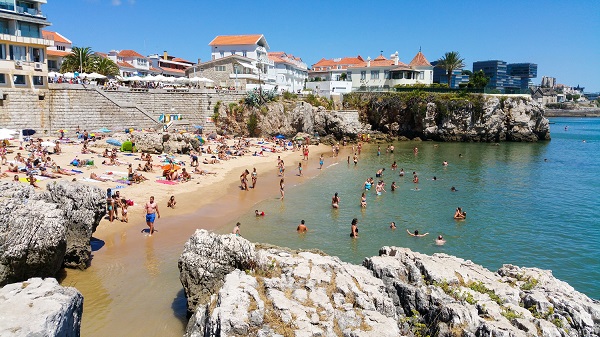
[161,164,181,171]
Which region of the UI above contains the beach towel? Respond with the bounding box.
[81,178,102,183]
[71,169,83,174]
[123,153,136,156]
[105,171,128,176]
[156,180,177,185]
[113,185,127,189]
[115,179,131,185]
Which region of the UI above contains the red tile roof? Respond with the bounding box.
[42,30,71,44]
[311,56,364,69]
[172,57,193,64]
[209,35,263,46]
[350,55,411,69]
[373,54,387,61]
[118,50,145,58]
[47,50,71,57]
[409,51,431,67]
[117,61,135,68]
[95,52,108,58]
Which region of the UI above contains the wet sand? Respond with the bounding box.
[60,144,334,336]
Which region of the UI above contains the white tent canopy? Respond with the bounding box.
[87,72,107,79]
[190,76,214,83]
[48,71,60,78]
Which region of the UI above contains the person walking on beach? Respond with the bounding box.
[280,178,285,200]
[251,167,257,188]
[298,162,303,176]
[350,218,359,238]
[319,154,324,170]
[144,196,160,236]
[233,222,241,236]
[332,192,340,208]
[297,220,307,232]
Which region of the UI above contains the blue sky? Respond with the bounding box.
[46,0,599,92]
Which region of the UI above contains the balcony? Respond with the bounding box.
[0,33,52,46]
[257,57,274,66]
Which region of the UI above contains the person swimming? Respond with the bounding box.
[436,235,446,245]
[255,209,265,216]
[407,229,429,237]
[454,207,466,219]
[390,221,397,229]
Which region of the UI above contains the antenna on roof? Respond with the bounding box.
[380,50,383,55]
[419,46,421,52]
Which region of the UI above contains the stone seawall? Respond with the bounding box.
[0,86,245,134]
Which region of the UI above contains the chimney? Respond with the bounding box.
[391,51,399,65]
[163,51,168,60]
[197,58,201,65]
[367,56,371,67]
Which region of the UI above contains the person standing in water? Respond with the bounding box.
[233,222,241,236]
[360,192,367,208]
[144,196,160,236]
[251,168,257,188]
[332,192,340,208]
[297,220,307,232]
[436,235,446,245]
[280,178,285,200]
[350,218,359,238]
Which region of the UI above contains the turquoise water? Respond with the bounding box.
[233,118,600,300]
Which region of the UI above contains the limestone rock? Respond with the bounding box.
[35,181,106,269]
[178,229,256,313]
[0,199,66,286]
[181,233,600,337]
[0,277,83,337]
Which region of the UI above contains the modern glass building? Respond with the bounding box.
[473,60,537,93]
[431,60,469,88]
[0,0,52,88]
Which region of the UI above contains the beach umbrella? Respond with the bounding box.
[22,129,36,136]
[63,72,75,79]
[161,164,181,171]
[88,72,107,79]
[0,128,17,140]
[154,74,167,82]
[106,139,122,146]
[48,71,61,78]
[175,77,189,83]
[275,134,286,139]
[41,141,56,147]
[97,127,111,133]
[163,76,175,83]
[79,72,90,78]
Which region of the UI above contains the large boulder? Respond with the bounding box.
[178,229,256,313]
[35,181,106,269]
[0,278,83,337]
[0,198,66,286]
[180,232,600,337]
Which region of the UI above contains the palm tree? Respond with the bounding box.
[60,46,95,73]
[93,57,120,76]
[435,51,465,88]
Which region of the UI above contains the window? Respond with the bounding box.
[215,65,226,71]
[347,72,352,81]
[419,71,424,80]
[33,76,43,86]
[48,60,57,70]
[370,70,379,80]
[13,74,26,85]
[384,70,390,79]
[29,47,43,62]
[9,45,26,61]
[0,44,5,60]
[360,71,366,80]
[0,19,8,34]
[231,50,236,55]
[0,0,14,11]
[56,45,66,51]
[242,50,247,57]
[18,22,40,38]
[0,74,5,84]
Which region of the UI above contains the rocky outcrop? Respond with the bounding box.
[0,181,106,285]
[35,181,106,269]
[109,131,201,154]
[180,232,600,337]
[0,198,66,286]
[423,96,550,142]
[0,277,83,336]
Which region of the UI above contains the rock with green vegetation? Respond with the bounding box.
[180,232,599,337]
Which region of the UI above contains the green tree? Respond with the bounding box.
[93,57,120,76]
[461,70,473,76]
[468,70,489,88]
[340,72,347,81]
[60,46,96,73]
[435,51,465,88]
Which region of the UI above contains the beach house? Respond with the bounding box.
[42,30,71,72]
[147,51,195,77]
[349,51,433,91]
[306,56,364,97]
[267,52,308,93]
[104,49,151,77]
[0,0,52,88]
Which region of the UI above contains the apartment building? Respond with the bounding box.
[268,52,307,93]
[42,30,71,72]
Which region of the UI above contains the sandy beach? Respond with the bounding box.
[1,132,333,336]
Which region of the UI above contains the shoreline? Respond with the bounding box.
[61,142,334,336]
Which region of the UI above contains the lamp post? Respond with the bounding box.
[234,64,239,89]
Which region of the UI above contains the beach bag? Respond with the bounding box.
[127,200,134,206]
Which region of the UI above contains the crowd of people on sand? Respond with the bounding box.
[233,141,469,247]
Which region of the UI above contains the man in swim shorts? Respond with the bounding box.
[144,196,160,236]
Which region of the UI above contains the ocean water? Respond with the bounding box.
[233,117,600,300]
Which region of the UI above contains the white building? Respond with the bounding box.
[306,56,364,97]
[0,0,52,88]
[208,34,275,90]
[268,52,307,93]
[104,49,152,77]
[349,51,433,90]
[42,30,71,72]
[147,51,195,77]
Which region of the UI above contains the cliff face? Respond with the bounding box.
[179,231,599,337]
[345,92,551,142]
